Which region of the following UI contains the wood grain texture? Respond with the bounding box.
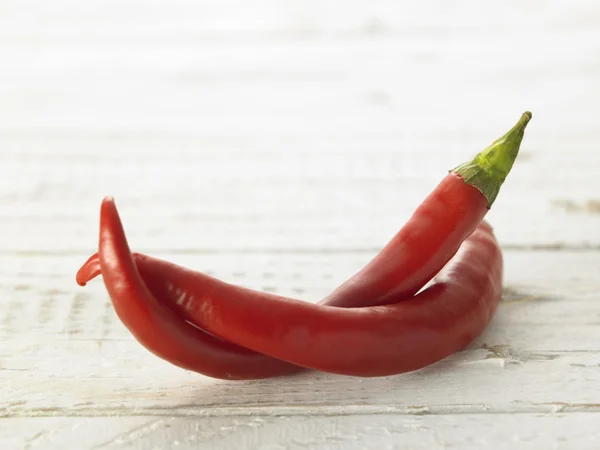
[3,414,600,450]
[1,251,599,419]
[1,0,599,448]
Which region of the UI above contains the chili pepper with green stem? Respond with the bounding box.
[76,112,530,379]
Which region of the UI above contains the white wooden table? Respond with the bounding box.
[2,1,600,448]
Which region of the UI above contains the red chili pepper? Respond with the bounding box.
[196,223,504,376]
[77,203,302,379]
[88,198,502,377]
[77,112,530,379]
[325,111,530,307]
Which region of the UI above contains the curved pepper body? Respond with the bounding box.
[77,173,490,379]
[76,112,530,379]
[323,173,487,307]
[116,219,502,376]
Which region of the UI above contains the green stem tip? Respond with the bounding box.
[452,111,532,208]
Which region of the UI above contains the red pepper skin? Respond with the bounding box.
[77,113,530,379]
[76,174,488,380]
[323,173,488,307]
[85,198,301,380]
[92,197,501,377]
[79,174,488,307]
[324,111,530,308]
[152,222,503,377]
[78,190,492,379]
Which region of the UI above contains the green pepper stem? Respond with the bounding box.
[452,111,532,208]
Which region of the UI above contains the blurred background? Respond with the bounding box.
[2,1,599,275]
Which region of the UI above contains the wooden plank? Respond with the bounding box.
[1,137,599,251]
[3,413,600,450]
[0,417,152,450]
[1,250,599,419]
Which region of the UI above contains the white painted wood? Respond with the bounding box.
[1,0,600,448]
[2,252,600,430]
[3,414,600,450]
